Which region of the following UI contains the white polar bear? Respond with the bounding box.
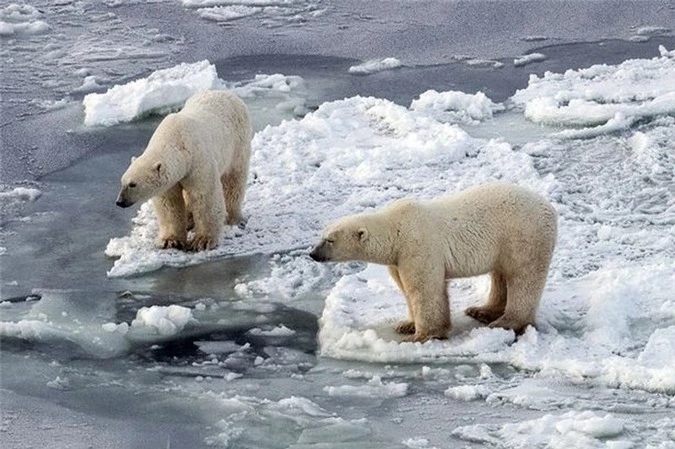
[116,90,252,251]
[310,182,557,342]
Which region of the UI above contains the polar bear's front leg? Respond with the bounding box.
[185,181,224,252]
[398,261,450,342]
[152,184,188,250]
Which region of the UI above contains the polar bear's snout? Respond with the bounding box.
[309,241,329,262]
[115,188,134,208]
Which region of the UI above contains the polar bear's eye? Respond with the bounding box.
[325,239,334,244]
[128,182,137,188]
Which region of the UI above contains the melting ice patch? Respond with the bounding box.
[106,92,553,277]
[511,46,675,137]
[180,0,324,26]
[0,291,202,358]
[348,57,403,75]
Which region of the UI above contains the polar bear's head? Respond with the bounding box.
[310,213,396,265]
[115,156,167,208]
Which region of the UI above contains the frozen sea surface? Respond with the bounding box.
[2,1,675,448]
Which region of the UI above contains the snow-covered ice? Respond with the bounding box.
[348,57,402,75]
[82,60,306,127]
[512,46,675,134]
[248,324,296,336]
[410,90,504,124]
[101,48,675,398]
[453,410,628,448]
[82,60,220,126]
[130,305,196,336]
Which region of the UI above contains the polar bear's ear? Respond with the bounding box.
[357,228,369,242]
[131,156,137,163]
[154,162,163,174]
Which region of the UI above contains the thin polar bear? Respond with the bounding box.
[116,90,252,251]
[310,182,558,342]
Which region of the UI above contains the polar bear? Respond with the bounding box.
[115,90,252,251]
[309,183,557,342]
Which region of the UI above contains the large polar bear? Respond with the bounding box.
[116,90,252,251]
[310,183,557,342]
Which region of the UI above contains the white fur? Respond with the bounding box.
[311,182,558,341]
[117,91,252,251]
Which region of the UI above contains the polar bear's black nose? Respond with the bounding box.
[116,198,132,208]
[309,245,327,262]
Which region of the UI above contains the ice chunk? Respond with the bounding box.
[511,47,675,131]
[410,90,503,124]
[130,305,196,336]
[348,58,402,75]
[513,52,547,67]
[82,60,220,127]
[324,375,408,398]
[444,384,491,401]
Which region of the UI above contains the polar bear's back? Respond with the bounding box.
[419,183,557,277]
[168,90,251,172]
[182,90,249,125]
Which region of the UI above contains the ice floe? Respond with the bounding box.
[410,90,504,124]
[348,57,402,75]
[511,46,675,136]
[82,60,220,126]
[453,410,629,448]
[82,60,306,127]
[180,0,324,26]
[513,52,546,67]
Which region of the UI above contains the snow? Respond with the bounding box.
[348,57,402,75]
[410,90,504,124]
[513,52,547,67]
[512,47,675,132]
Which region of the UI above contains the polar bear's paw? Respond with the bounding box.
[158,237,186,251]
[488,317,532,335]
[465,305,503,325]
[403,330,448,343]
[394,320,416,335]
[188,235,218,252]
